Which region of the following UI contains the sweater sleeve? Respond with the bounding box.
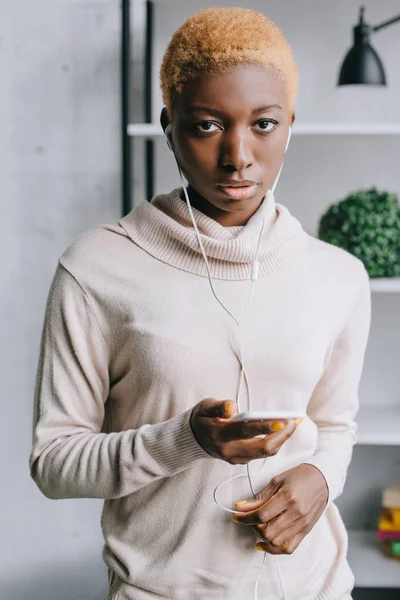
[29,264,212,500]
[303,264,371,506]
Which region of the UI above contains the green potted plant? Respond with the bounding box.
[318,188,400,278]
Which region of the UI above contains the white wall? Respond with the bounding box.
[1,1,122,597]
[2,0,400,598]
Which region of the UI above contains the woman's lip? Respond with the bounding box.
[217,184,258,200]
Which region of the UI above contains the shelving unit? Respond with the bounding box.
[356,407,400,446]
[348,531,400,588]
[123,1,400,596]
[370,278,400,292]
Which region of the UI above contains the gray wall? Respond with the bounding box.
[1,1,122,598]
[1,0,399,599]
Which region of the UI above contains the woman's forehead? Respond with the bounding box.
[174,64,288,117]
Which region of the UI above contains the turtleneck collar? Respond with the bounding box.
[119,187,309,281]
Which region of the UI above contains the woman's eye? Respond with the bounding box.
[194,119,278,135]
[195,121,219,134]
[255,119,278,133]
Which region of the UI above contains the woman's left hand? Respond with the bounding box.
[232,464,329,555]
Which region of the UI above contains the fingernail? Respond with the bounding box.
[235,500,247,506]
[271,421,285,431]
[225,401,233,413]
[296,418,303,426]
[232,514,240,522]
[255,544,265,551]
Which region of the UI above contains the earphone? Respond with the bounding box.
[163,117,290,600]
[284,124,292,154]
[165,123,173,150]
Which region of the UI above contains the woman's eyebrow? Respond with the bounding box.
[187,104,282,116]
[253,104,283,113]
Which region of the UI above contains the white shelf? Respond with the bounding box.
[370,278,400,292]
[356,407,400,446]
[127,123,400,137]
[127,123,163,136]
[295,123,400,135]
[348,530,400,588]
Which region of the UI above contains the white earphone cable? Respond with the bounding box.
[169,129,289,600]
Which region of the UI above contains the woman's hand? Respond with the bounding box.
[190,398,298,465]
[232,464,329,553]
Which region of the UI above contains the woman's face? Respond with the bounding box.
[169,64,294,226]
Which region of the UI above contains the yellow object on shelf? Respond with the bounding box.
[378,507,400,531]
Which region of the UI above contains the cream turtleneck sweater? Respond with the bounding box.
[30,188,371,600]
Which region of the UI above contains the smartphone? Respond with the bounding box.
[229,410,305,422]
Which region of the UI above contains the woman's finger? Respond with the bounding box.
[223,419,297,464]
[255,532,304,555]
[253,513,307,547]
[221,434,286,462]
[232,487,288,526]
[195,398,238,419]
[220,418,295,442]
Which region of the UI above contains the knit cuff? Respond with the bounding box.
[140,408,213,476]
[303,453,344,507]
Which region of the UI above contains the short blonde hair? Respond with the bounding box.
[160,7,299,120]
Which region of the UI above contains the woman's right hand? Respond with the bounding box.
[190,398,299,465]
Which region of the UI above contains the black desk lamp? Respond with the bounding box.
[338,6,400,86]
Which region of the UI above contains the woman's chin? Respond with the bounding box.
[217,192,266,213]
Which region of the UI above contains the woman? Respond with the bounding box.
[30,7,371,600]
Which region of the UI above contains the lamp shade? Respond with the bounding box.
[338,42,387,85]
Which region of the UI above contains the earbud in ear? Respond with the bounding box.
[284,126,292,154]
[164,124,173,151]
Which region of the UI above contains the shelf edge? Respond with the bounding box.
[127,123,400,137]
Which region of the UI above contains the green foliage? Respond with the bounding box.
[318,188,400,278]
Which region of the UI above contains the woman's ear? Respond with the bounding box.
[160,107,170,132]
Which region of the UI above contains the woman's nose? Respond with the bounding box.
[219,130,253,171]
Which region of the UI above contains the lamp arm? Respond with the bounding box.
[373,14,400,33]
